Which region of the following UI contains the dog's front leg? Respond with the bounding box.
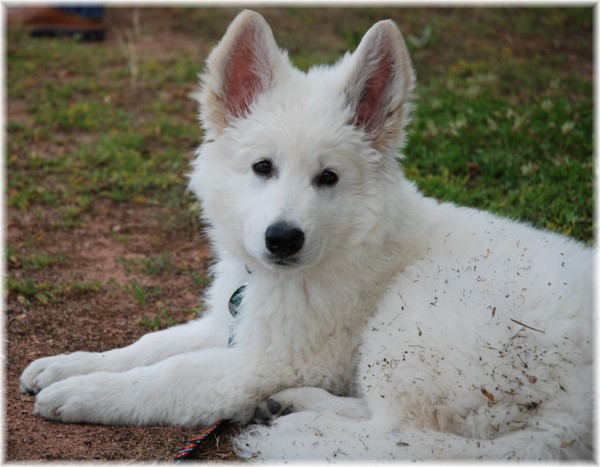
[20,310,230,395]
[33,346,287,427]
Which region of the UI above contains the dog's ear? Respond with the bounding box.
[199,10,287,135]
[345,20,415,152]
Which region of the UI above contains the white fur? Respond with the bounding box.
[20,10,593,461]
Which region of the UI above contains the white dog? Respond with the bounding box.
[21,10,593,461]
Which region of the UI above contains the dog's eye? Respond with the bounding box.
[252,159,274,178]
[315,169,339,188]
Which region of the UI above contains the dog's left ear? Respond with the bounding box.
[345,20,415,152]
[198,10,289,136]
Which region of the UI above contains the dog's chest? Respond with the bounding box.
[291,320,363,396]
[237,281,370,396]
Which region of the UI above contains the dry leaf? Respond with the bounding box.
[19,394,35,403]
[480,387,495,403]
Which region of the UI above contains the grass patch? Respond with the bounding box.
[139,309,178,330]
[141,252,175,275]
[123,280,162,306]
[139,306,205,330]
[109,278,162,307]
[7,276,103,305]
[6,25,198,215]
[405,70,592,240]
[116,252,178,275]
[8,248,66,270]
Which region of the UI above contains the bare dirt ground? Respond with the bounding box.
[6,199,243,462]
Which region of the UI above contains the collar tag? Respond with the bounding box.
[228,284,247,318]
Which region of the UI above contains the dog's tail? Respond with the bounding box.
[233,411,592,461]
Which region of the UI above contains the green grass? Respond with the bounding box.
[116,252,196,277]
[6,8,593,243]
[6,24,198,213]
[7,276,103,305]
[141,252,175,275]
[122,280,162,306]
[8,248,66,270]
[405,72,593,239]
[139,309,178,330]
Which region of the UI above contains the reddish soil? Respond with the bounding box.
[5,198,242,461]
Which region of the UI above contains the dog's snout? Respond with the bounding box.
[265,223,305,257]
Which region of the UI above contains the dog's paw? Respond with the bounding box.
[20,352,101,395]
[20,355,77,395]
[254,387,370,424]
[254,387,334,424]
[254,397,295,424]
[34,372,133,424]
[34,376,98,423]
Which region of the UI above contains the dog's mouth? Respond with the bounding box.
[265,253,301,268]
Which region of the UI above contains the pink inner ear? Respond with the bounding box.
[223,27,269,120]
[354,52,393,135]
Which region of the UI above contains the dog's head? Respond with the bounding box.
[190,10,415,272]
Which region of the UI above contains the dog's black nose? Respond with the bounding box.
[265,223,305,257]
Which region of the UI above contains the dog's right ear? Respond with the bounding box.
[198,10,287,135]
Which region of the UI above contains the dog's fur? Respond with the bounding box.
[20,11,593,461]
